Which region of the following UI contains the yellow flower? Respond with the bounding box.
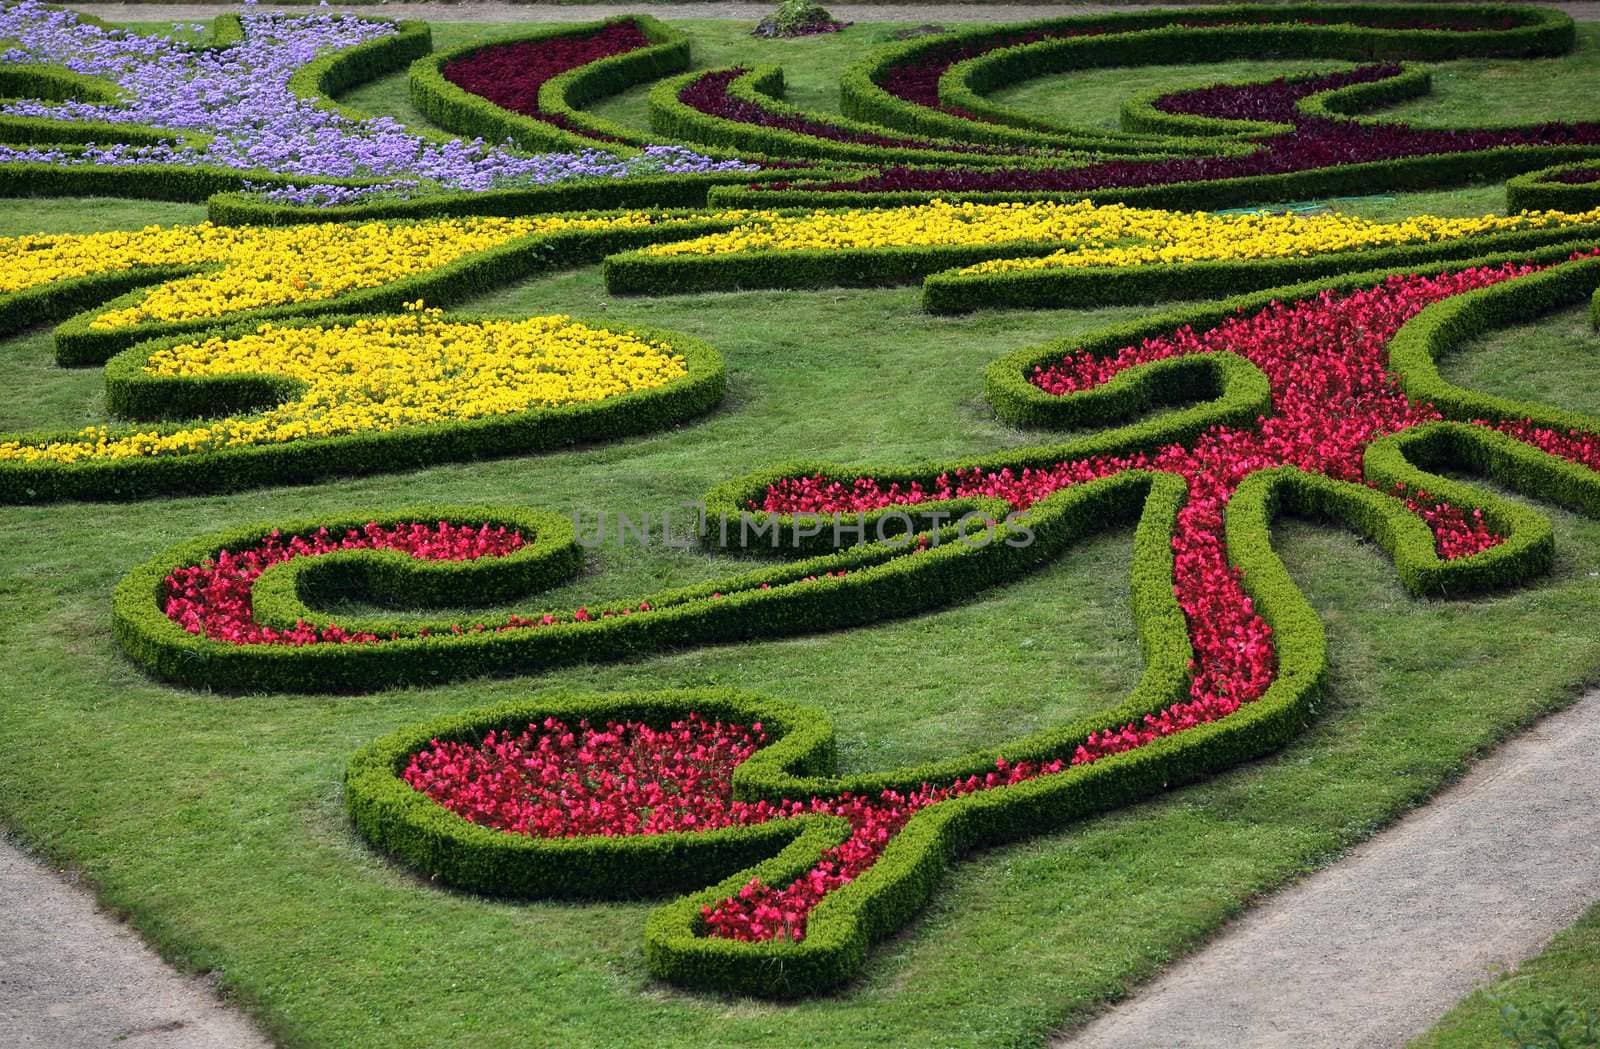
[634,200,1600,271]
[0,313,688,465]
[0,211,751,333]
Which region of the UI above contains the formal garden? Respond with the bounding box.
[2,0,1600,1045]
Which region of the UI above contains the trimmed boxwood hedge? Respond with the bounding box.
[14,210,745,365]
[1507,163,1600,214]
[604,221,1600,304]
[2,312,724,504]
[646,65,1077,169]
[203,168,851,227]
[922,225,1600,314]
[284,18,433,128]
[603,238,1087,297]
[115,470,1163,693]
[840,4,1572,151]
[113,246,1600,697]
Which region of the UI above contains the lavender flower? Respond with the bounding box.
[0,0,754,204]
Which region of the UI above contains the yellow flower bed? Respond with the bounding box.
[0,309,687,465]
[957,204,1600,274]
[635,199,1600,267]
[0,212,711,331]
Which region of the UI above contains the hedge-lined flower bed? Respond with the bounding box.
[1506,163,1600,213]
[116,248,1600,688]
[441,21,650,141]
[648,66,1052,168]
[0,2,739,204]
[4,306,695,466]
[606,199,1600,296]
[0,306,723,502]
[166,520,528,645]
[0,209,752,365]
[841,4,1561,151]
[774,107,1600,198]
[720,4,1599,205]
[119,249,1600,993]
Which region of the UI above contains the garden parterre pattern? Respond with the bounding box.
[12,200,1600,501]
[117,247,1600,995]
[5,0,1600,1027]
[0,1,746,202]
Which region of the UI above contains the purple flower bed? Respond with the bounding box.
[0,0,750,204]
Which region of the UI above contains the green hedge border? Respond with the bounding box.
[603,236,1085,296]
[1,312,724,504]
[1507,163,1600,214]
[646,65,1077,169]
[113,247,1600,696]
[603,216,1600,303]
[202,168,841,227]
[9,209,743,366]
[284,18,434,129]
[922,224,1600,314]
[839,4,1569,152]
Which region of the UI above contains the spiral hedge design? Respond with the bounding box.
[6,3,1600,217]
[109,243,1600,995]
[13,202,1599,503]
[7,0,1600,1010]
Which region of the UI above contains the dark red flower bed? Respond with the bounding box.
[1154,63,1401,124]
[784,106,1600,194]
[1551,167,1600,184]
[677,68,1013,156]
[442,21,650,139]
[781,110,1600,194]
[774,15,1597,195]
[393,259,1600,944]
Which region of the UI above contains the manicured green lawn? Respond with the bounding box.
[3,18,1599,1049]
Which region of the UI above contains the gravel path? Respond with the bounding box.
[0,837,272,1049]
[59,2,1600,25]
[1056,688,1600,1049]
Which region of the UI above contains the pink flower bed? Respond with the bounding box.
[162,522,526,645]
[387,259,1600,945]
